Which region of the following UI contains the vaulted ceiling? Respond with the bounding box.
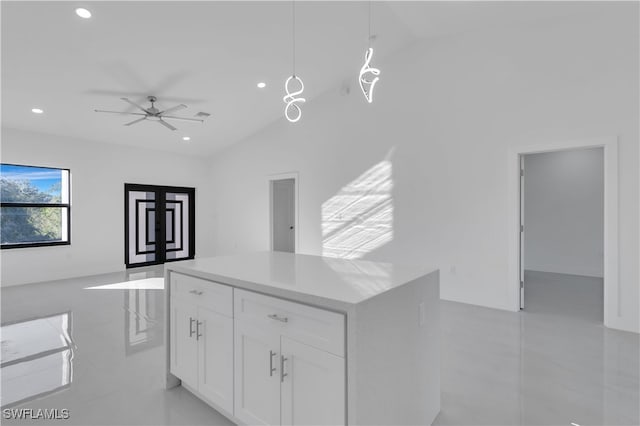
[2,1,593,156]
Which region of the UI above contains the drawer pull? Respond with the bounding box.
[280,355,288,382]
[189,290,204,296]
[196,320,203,340]
[267,314,288,323]
[269,350,277,377]
[189,317,195,338]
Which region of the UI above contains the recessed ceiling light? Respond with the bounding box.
[257,82,266,89]
[31,108,44,114]
[75,8,92,19]
[182,136,191,141]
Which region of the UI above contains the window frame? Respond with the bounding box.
[0,163,71,249]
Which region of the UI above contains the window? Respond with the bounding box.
[0,164,70,249]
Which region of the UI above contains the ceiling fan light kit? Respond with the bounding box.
[94,95,205,132]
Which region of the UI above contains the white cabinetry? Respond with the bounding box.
[234,289,346,426]
[166,253,441,426]
[169,273,233,414]
[169,297,198,386]
[234,320,281,425]
[280,336,345,426]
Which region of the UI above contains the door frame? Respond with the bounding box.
[268,172,299,253]
[124,183,196,268]
[507,137,619,328]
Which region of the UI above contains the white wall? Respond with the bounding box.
[524,148,604,277]
[201,7,639,332]
[0,128,207,286]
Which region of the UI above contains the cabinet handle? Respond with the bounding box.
[267,314,289,323]
[280,355,288,382]
[189,317,195,338]
[269,350,277,377]
[189,289,203,296]
[196,321,203,340]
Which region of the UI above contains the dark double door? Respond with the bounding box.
[125,184,195,268]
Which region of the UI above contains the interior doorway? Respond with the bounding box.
[269,174,298,253]
[518,147,605,321]
[124,183,195,268]
[509,138,619,329]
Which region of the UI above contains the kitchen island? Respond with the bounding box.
[164,251,440,425]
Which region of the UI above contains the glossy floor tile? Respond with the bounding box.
[435,271,638,426]
[1,268,638,425]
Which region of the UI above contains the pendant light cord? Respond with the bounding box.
[368,0,372,48]
[367,0,371,47]
[292,0,296,77]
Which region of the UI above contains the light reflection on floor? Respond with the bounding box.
[1,312,74,407]
[84,278,164,290]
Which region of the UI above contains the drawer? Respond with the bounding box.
[234,288,344,357]
[170,272,233,317]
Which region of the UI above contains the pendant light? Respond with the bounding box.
[283,0,306,123]
[359,1,381,103]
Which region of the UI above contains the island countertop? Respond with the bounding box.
[165,251,437,311]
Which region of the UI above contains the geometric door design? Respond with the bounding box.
[125,184,195,268]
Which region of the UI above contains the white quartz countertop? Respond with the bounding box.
[166,252,437,310]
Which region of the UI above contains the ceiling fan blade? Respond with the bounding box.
[95,109,146,116]
[158,119,177,131]
[124,117,147,126]
[160,104,187,115]
[120,97,150,113]
[161,115,204,123]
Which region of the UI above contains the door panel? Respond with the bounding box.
[170,298,198,388]
[165,192,190,260]
[519,155,525,309]
[127,190,157,265]
[234,320,281,426]
[281,337,345,426]
[272,179,295,253]
[198,307,233,413]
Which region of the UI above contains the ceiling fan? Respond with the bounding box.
[94,96,205,131]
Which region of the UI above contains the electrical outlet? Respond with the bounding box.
[450,265,457,275]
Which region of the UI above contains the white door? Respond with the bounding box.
[198,307,234,414]
[280,337,345,426]
[519,155,525,309]
[272,178,295,253]
[234,320,281,426]
[169,297,198,388]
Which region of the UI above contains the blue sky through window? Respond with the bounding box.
[0,164,62,193]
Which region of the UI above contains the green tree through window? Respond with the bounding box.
[1,164,70,248]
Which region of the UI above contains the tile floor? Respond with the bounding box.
[1,268,638,425]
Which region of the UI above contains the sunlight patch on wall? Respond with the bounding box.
[322,160,393,259]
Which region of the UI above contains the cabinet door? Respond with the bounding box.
[197,307,233,414]
[281,337,345,426]
[234,320,281,426]
[170,297,198,388]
